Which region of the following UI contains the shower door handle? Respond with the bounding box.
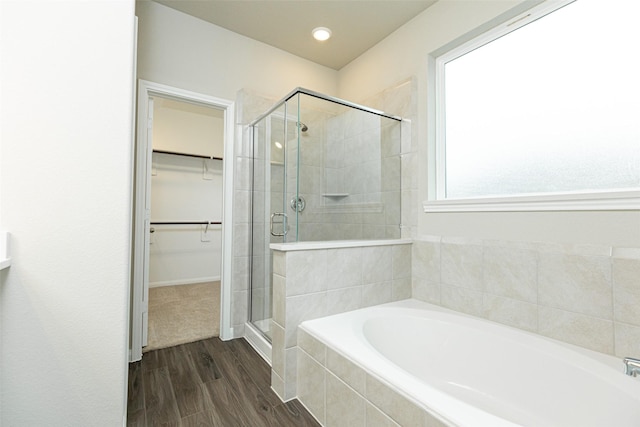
[270,212,287,237]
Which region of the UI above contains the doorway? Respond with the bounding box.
[131,80,235,362]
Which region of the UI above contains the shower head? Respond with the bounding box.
[298,122,308,132]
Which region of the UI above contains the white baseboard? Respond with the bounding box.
[149,276,221,288]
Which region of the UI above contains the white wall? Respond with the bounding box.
[153,98,225,157]
[338,0,640,247]
[135,0,339,103]
[0,1,135,425]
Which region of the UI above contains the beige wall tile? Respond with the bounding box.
[298,348,326,424]
[365,375,425,427]
[326,373,366,427]
[408,234,640,358]
[285,292,328,347]
[272,273,286,326]
[412,278,440,304]
[533,242,612,257]
[482,294,537,332]
[612,247,640,260]
[423,412,449,427]
[412,240,440,283]
[327,247,363,289]
[271,370,285,401]
[483,245,537,303]
[365,403,400,427]
[381,157,401,193]
[233,189,251,223]
[298,329,327,364]
[284,347,298,400]
[441,236,482,245]
[234,156,252,190]
[392,244,412,279]
[232,290,248,327]
[232,256,250,291]
[401,190,416,239]
[614,322,640,358]
[613,257,640,325]
[538,252,612,319]
[441,242,483,290]
[273,250,286,277]
[362,282,393,308]
[538,306,614,354]
[400,151,415,190]
[392,277,412,301]
[286,250,328,296]
[233,223,249,257]
[326,347,366,395]
[327,287,362,316]
[440,284,483,317]
[362,246,393,284]
[271,321,285,378]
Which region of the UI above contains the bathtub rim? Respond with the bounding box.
[299,298,640,427]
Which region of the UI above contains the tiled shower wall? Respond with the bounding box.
[360,78,418,240]
[288,99,404,242]
[295,109,401,241]
[231,79,419,337]
[232,88,277,338]
[412,235,640,357]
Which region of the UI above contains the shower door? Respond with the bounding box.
[250,99,299,340]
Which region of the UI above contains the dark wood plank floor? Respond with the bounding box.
[127,337,320,427]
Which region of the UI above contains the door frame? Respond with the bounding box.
[131,79,235,361]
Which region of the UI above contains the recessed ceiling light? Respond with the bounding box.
[312,27,332,41]
[274,141,283,149]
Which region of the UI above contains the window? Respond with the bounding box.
[427,0,640,211]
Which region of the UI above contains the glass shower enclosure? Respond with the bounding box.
[249,88,402,341]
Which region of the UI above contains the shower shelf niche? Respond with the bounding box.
[322,193,349,198]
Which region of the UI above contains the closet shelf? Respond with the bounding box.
[153,149,222,161]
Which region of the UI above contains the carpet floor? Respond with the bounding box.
[144,281,220,352]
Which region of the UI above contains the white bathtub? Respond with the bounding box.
[299,299,640,426]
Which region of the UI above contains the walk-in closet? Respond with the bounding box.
[145,96,224,351]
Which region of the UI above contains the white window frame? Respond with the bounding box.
[424,0,640,213]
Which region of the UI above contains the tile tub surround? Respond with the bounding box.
[412,236,640,357]
[296,328,446,427]
[271,240,412,401]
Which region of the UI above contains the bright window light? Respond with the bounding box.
[436,0,640,201]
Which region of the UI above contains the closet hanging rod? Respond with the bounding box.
[152,149,223,161]
[150,221,222,225]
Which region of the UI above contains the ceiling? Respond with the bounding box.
[152,0,437,70]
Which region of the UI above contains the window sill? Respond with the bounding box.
[423,190,640,213]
